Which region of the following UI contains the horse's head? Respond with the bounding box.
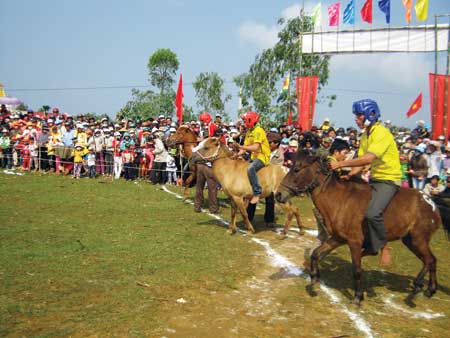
[275,149,329,203]
[190,137,224,164]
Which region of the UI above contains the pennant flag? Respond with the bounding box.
[402,0,412,24]
[429,74,450,140]
[378,0,390,24]
[277,75,290,103]
[343,0,355,25]
[406,93,422,118]
[361,0,372,24]
[328,2,340,27]
[0,84,5,98]
[415,0,428,22]
[296,76,319,131]
[175,74,183,124]
[311,3,322,27]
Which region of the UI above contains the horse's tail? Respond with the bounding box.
[432,196,450,240]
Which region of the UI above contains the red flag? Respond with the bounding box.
[287,110,293,125]
[406,93,422,118]
[296,76,319,131]
[328,2,340,27]
[175,74,183,124]
[429,73,450,140]
[361,0,372,23]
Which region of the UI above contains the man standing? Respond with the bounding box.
[234,111,270,204]
[330,99,401,264]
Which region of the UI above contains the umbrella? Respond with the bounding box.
[0,97,22,106]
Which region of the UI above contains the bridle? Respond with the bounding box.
[280,159,333,196]
[195,142,223,162]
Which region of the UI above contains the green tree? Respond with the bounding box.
[39,105,51,113]
[16,103,28,111]
[193,72,231,121]
[147,48,179,114]
[148,48,179,95]
[235,14,333,126]
[117,88,160,121]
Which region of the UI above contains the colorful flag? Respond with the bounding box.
[415,0,428,22]
[406,93,422,118]
[0,84,5,98]
[429,74,450,140]
[296,76,319,131]
[378,0,390,24]
[328,2,340,27]
[175,74,183,124]
[361,0,372,24]
[311,3,322,27]
[343,0,355,25]
[402,0,412,24]
[277,75,290,103]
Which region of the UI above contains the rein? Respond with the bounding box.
[281,161,333,196]
[196,142,223,162]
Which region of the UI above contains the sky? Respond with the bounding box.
[1,0,450,129]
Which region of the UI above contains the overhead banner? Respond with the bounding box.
[296,76,319,131]
[429,73,450,140]
[302,24,449,54]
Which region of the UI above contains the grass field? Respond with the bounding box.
[1,172,450,337]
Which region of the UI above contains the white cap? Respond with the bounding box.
[47,118,53,123]
[417,120,425,126]
[151,127,159,134]
[158,114,165,119]
[385,120,392,124]
[169,127,176,132]
[324,118,330,122]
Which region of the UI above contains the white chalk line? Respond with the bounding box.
[161,185,446,336]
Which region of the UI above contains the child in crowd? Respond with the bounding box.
[166,152,177,185]
[423,175,445,196]
[21,139,31,171]
[399,155,409,188]
[72,143,88,179]
[121,143,135,181]
[29,138,39,171]
[87,147,96,178]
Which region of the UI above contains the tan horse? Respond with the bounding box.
[191,137,303,235]
[167,126,199,198]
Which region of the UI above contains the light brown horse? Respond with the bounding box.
[275,150,450,305]
[167,126,199,198]
[190,137,303,235]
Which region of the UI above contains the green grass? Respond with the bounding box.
[0,174,259,336]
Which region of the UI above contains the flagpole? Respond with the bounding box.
[298,2,304,128]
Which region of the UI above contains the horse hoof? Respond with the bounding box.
[298,229,305,236]
[227,229,236,235]
[424,289,435,298]
[278,233,288,240]
[353,297,362,307]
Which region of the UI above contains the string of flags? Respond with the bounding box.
[312,0,429,28]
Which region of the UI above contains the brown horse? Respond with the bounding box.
[167,126,199,198]
[191,137,303,235]
[275,150,450,305]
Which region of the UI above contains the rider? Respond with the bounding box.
[330,99,401,261]
[234,111,270,204]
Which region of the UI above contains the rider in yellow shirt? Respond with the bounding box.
[330,99,401,261]
[234,111,270,204]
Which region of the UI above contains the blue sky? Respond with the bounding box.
[1,0,449,129]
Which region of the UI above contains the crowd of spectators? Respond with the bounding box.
[1,104,449,197]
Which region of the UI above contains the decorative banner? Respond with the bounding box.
[296,76,319,131]
[361,0,372,24]
[429,73,450,140]
[415,0,428,22]
[402,0,412,24]
[287,110,293,125]
[343,0,355,25]
[406,92,422,118]
[311,3,322,27]
[378,0,390,24]
[175,74,183,124]
[328,2,340,27]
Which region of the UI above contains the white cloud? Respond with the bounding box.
[238,2,317,50]
[238,21,279,50]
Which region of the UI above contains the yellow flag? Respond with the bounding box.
[0,83,5,97]
[415,0,428,22]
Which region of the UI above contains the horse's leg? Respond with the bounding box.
[183,164,197,199]
[309,237,343,285]
[402,233,437,297]
[233,196,255,234]
[348,242,364,306]
[228,199,238,235]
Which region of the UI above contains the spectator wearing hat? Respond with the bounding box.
[408,144,428,190]
[28,137,39,171]
[150,128,168,184]
[86,147,97,178]
[0,129,13,169]
[72,143,88,179]
[319,118,331,131]
[113,132,123,179]
[37,126,50,171]
[412,120,430,139]
[103,129,114,177]
[442,147,450,178]
[425,142,442,182]
[121,143,135,181]
[88,129,105,175]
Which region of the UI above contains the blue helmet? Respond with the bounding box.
[352,99,380,125]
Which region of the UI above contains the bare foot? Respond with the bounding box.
[250,195,260,204]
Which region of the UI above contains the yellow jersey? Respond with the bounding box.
[244,125,270,165]
[358,122,401,183]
